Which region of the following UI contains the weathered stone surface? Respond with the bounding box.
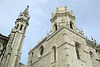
[0,6,100,67]
[27,6,100,67]
[0,6,29,67]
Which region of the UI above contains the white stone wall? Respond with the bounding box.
[27,6,100,67]
[27,26,100,67]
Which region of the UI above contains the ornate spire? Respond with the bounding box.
[18,5,29,17]
[17,5,30,24]
[22,5,29,16]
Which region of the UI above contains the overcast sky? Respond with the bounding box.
[0,0,100,65]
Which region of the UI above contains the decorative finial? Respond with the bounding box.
[22,5,29,16]
[91,36,93,41]
[27,5,29,8]
[81,28,83,34]
[94,39,96,43]
[56,7,58,11]
[20,11,22,14]
[46,31,49,37]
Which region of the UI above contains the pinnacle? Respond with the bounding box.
[22,5,29,16]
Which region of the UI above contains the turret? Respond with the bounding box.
[50,6,76,33]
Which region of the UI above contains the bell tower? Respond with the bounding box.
[50,6,77,33]
[0,6,30,67]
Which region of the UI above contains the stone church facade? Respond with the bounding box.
[0,6,100,67]
[27,7,100,67]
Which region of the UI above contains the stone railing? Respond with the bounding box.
[86,38,97,48]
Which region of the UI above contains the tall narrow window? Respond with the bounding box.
[40,46,44,56]
[0,44,1,48]
[75,42,80,59]
[32,52,34,57]
[54,24,57,31]
[16,24,19,29]
[52,46,56,61]
[70,22,73,29]
[20,25,23,30]
[76,48,80,59]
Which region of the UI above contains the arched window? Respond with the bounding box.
[75,43,80,59]
[52,46,56,61]
[32,52,34,57]
[70,22,73,29]
[40,46,44,56]
[54,24,57,31]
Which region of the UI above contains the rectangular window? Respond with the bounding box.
[20,25,23,30]
[16,24,19,29]
[76,48,80,59]
[75,42,80,59]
